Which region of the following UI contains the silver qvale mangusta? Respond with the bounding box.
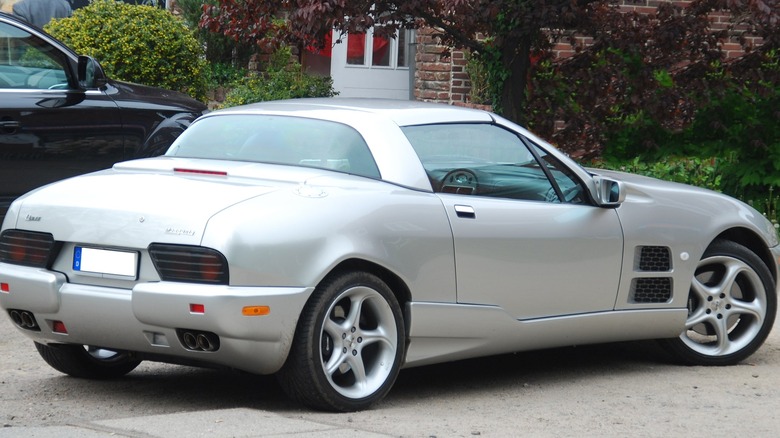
[1,99,778,411]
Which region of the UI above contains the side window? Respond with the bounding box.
[527,142,587,204]
[402,123,585,203]
[0,22,69,90]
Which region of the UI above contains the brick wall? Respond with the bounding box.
[413,0,758,105]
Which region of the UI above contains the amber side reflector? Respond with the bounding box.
[242,306,270,316]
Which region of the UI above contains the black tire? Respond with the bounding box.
[35,343,141,379]
[278,271,405,412]
[660,239,777,365]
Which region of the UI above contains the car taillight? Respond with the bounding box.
[148,243,229,285]
[0,230,57,268]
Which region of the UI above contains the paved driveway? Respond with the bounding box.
[2,312,779,437]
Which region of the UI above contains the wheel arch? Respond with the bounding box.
[322,258,413,311]
[714,227,777,284]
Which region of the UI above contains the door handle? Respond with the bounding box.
[0,120,22,134]
[454,204,476,219]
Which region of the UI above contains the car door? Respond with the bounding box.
[0,18,123,220]
[403,123,624,320]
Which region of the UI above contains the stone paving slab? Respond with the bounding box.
[0,408,389,438]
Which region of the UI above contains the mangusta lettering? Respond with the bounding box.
[165,228,196,236]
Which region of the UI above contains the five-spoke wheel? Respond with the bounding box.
[278,271,405,411]
[661,240,777,365]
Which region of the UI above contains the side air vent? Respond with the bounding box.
[636,246,671,272]
[631,278,672,303]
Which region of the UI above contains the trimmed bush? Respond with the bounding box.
[45,0,207,100]
[220,48,337,108]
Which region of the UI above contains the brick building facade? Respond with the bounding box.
[413,0,759,107]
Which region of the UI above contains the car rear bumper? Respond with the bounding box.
[0,263,312,374]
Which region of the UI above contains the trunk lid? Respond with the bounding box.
[11,157,309,247]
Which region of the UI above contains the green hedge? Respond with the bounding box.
[45,0,207,100]
[219,48,337,108]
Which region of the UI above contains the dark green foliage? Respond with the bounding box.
[592,156,722,192]
[177,0,254,69]
[679,87,779,199]
[600,50,780,202]
[219,48,337,108]
[204,62,248,90]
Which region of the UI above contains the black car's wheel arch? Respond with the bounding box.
[715,227,778,284]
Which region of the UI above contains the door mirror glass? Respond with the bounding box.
[77,55,106,89]
[592,175,625,208]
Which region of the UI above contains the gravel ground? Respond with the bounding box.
[2,312,780,437]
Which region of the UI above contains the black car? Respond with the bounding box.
[0,12,207,223]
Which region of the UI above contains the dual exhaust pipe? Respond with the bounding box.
[8,311,219,352]
[177,329,220,352]
[8,309,40,331]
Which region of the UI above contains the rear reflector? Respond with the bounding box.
[52,320,68,334]
[1,283,8,293]
[190,303,205,314]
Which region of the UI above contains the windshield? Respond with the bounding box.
[166,114,381,179]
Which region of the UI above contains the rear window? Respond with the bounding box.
[166,114,381,179]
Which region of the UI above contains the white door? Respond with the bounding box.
[330,28,414,100]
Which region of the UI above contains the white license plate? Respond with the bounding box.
[73,246,138,280]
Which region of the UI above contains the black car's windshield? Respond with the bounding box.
[167,114,381,179]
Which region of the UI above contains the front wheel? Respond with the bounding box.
[35,343,141,379]
[660,240,777,365]
[278,271,405,411]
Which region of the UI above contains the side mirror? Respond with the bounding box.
[77,56,107,89]
[592,175,625,208]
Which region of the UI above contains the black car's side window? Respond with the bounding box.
[0,22,69,90]
[403,123,586,204]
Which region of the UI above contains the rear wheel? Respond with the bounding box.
[661,240,777,365]
[35,343,141,379]
[278,271,405,411]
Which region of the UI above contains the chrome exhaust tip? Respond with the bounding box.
[196,334,215,352]
[177,329,220,352]
[182,332,199,350]
[8,309,40,331]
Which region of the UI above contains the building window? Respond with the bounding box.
[345,28,411,69]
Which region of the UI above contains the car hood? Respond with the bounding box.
[107,79,207,114]
[593,168,725,202]
[6,158,303,247]
[593,168,779,248]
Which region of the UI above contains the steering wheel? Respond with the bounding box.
[441,169,479,195]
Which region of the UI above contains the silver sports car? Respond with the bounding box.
[1,99,778,411]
